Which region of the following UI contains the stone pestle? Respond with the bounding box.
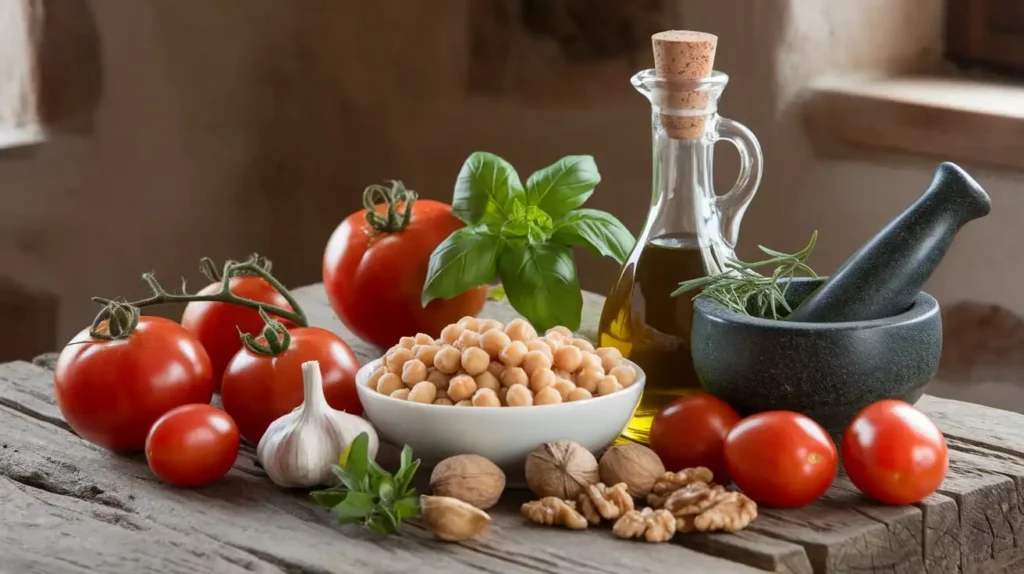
[785,162,991,323]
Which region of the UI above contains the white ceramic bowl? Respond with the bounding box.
[355,358,645,473]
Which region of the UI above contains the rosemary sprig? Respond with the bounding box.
[310,433,421,535]
[671,231,820,319]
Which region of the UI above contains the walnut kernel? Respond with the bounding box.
[521,497,588,530]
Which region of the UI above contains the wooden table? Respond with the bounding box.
[3,284,1024,573]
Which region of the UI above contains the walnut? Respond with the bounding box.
[613,507,677,543]
[578,482,634,524]
[521,497,588,530]
[647,466,714,508]
[525,440,599,500]
[430,454,506,510]
[420,495,491,541]
[598,443,666,498]
[662,482,727,516]
[673,490,758,533]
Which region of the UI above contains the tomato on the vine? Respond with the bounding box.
[724,411,838,508]
[145,403,240,487]
[323,180,487,348]
[842,400,948,505]
[54,309,215,452]
[649,393,741,481]
[220,326,361,444]
[181,269,293,388]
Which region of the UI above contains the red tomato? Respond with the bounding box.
[220,327,361,443]
[180,276,293,389]
[842,400,948,505]
[323,188,487,348]
[649,393,741,481]
[145,404,240,487]
[54,317,215,452]
[724,411,838,508]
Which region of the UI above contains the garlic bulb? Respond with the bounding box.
[257,360,379,488]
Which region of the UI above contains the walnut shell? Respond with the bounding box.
[429,454,506,510]
[524,440,599,500]
[599,443,666,498]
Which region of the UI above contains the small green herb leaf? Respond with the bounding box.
[552,209,635,264]
[497,243,583,331]
[453,152,525,224]
[310,488,348,509]
[487,285,506,301]
[393,457,420,494]
[378,479,394,501]
[333,491,375,521]
[525,155,600,219]
[343,433,370,483]
[422,226,502,306]
[394,496,420,521]
[330,466,361,492]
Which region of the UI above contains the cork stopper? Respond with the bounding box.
[651,30,718,139]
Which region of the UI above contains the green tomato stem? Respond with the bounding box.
[363,180,417,233]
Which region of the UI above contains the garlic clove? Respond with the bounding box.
[257,360,379,488]
[420,495,491,541]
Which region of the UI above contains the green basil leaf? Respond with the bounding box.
[525,155,600,219]
[394,496,421,521]
[452,152,525,224]
[343,433,369,483]
[422,226,502,306]
[330,466,361,491]
[332,491,375,520]
[310,488,348,509]
[501,219,530,239]
[497,243,583,331]
[552,209,636,264]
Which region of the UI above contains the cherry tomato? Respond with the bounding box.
[145,404,240,487]
[323,183,487,348]
[724,411,838,508]
[842,400,948,505]
[55,317,215,452]
[649,393,741,481]
[181,275,293,389]
[220,327,361,443]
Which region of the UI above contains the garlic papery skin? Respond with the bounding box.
[257,360,379,488]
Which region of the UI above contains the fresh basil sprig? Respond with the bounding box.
[310,432,421,535]
[422,152,635,331]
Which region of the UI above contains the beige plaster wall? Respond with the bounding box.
[1,1,1020,409]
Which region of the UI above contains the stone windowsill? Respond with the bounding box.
[803,74,1024,171]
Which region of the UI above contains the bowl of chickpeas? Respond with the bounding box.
[355,316,644,472]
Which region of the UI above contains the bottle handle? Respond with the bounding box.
[714,117,763,248]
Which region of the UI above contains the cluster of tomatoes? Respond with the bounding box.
[649,394,949,507]
[53,273,362,487]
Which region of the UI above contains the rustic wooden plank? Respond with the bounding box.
[0,361,760,573]
[677,530,814,573]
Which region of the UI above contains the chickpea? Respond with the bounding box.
[398,336,416,349]
[609,364,638,387]
[433,346,462,374]
[408,381,438,404]
[377,373,404,396]
[481,329,512,359]
[567,388,593,402]
[576,368,603,393]
[579,351,603,372]
[436,389,450,401]
[497,386,509,405]
[455,330,481,350]
[554,368,575,382]
[540,337,562,354]
[573,338,596,353]
[596,347,624,372]
[415,344,440,365]
[525,339,554,358]
[472,388,501,407]
[391,388,411,400]
[434,398,454,406]
[440,323,465,345]
[367,366,388,391]
[534,386,563,405]
[385,347,415,374]
[487,361,505,377]
[426,368,450,391]
[505,318,537,342]
[475,371,501,393]
[553,344,583,373]
[499,340,528,367]
[478,319,504,333]
[500,366,528,388]
[529,368,556,394]
[457,316,482,332]
[596,375,623,396]
[546,326,574,341]
[401,359,428,386]
[461,347,490,376]
[415,332,435,345]
[448,375,478,403]
[455,400,473,407]
[553,379,576,401]
[522,350,553,377]
[506,384,533,407]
